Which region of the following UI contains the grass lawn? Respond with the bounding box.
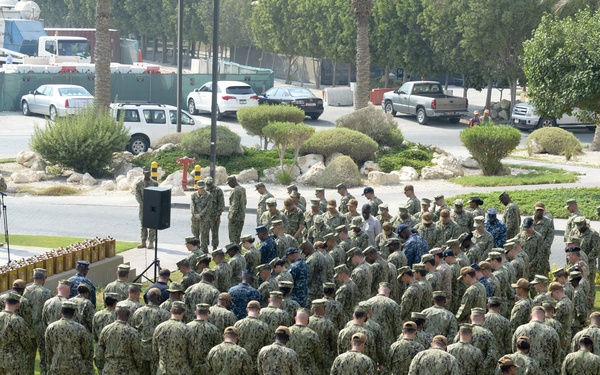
[9,234,138,254]
[448,187,600,219]
[450,165,579,187]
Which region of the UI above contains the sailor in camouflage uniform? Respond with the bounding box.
[183,269,220,320]
[152,301,194,374]
[256,225,277,264]
[572,216,600,306]
[337,307,379,366]
[510,278,533,332]
[118,283,143,316]
[207,326,254,374]
[388,321,425,375]
[484,297,512,355]
[234,300,271,372]
[570,311,600,354]
[496,335,541,375]
[569,271,588,332]
[304,199,323,236]
[348,247,373,302]
[407,335,460,375]
[561,334,600,375]
[334,265,358,323]
[301,242,327,303]
[130,287,170,375]
[257,264,279,307]
[287,247,309,307]
[563,199,582,243]
[227,175,247,243]
[404,184,420,215]
[308,299,338,374]
[431,194,450,223]
[336,183,354,215]
[211,248,233,292]
[67,260,96,307]
[241,234,261,272]
[466,196,485,218]
[456,267,486,324]
[467,307,501,374]
[0,292,34,375]
[330,332,376,375]
[95,301,142,375]
[272,221,298,260]
[259,198,287,230]
[422,291,458,341]
[399,267,422,322]
[260,291,293,334]
[160,282,185,314]
[414,212,442,250]
[45,300,93,375]
[135,169,157,249]
[485,208,508,248]
[23,268,52,375]
[518,217,547,277]
[103,264,131,302]
[364,282,401,349]
[447,324,484,375]
[255,182,274,225]
[176,258,201,291]
[500,192,521,239]
[208,292,238,334]
[68,283,94,333]
[451,199,474,235]
[390,204,417,234]
[324,199,347,231]
[349,217,370,250]
[190,181,212,251]
[283,197,306,240]
[472,215,494,259]
[257,326,300,375]
[92,293,118,342]
[288,309,321,375]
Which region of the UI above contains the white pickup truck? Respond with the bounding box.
[382,81,469,124]
[510,102,593,131]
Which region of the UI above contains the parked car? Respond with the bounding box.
[110,102,201,154]
[21,84,94,121]
[258,87,324,120]
[186,81,259,120]
[511,102,594,131]
[382,81,469,124]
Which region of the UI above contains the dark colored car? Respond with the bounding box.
[258,87,324,120]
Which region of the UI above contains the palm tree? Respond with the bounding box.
[94,0,111,109]
[352,0,372,109]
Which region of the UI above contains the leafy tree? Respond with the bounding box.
[352,0,372,109]
[322,0,355,85]
[263,122,314,170]
[237,105,306,150]
[524,9,600,150]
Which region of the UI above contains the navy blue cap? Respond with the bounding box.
[256,226,268,233]
[565,246,581,253]
[470,263,480,270]
[522,217,534,228]
[361,187,374,196]
[443,249,455,257]
[397,224,410,233]
[486,208,498,215]
[242,269,254,276]
[76,260,90,268]
[410,228,418,234]
[285,247,299,256]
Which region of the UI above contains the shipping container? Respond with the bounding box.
[45,28,121,63]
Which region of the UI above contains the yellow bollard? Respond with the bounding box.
[194,165,201,190]
[151,161,158,180]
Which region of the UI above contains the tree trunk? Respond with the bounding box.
[245,44,252,66]
[232,45,237,63]
[384,66,389,88]
[347,61,352,86]
[332,60,337,87]
[313,58,321,89]
[590,124,600,151]
[485,77,493,109]
[509,78,517,108]
[153,38,157,61]
[172,37,178,66]
[444,72,449,91]
[354,10,371,109]
[94,0,111,109]
[462,74,468,97]
[161,36,168,64]
[285,55,293,84]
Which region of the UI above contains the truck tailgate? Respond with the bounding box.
[434,98,467,111]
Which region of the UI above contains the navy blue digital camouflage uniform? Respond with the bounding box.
[403,234,429,268]
[259,236,278,265]
[68,274,96,308]
[228,282,263,320]
[289,258,309,307]
[485,220,507,248]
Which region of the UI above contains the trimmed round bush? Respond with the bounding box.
[237,105,306,148]
[527,127,582,160]
[336,105,404,147]
[301,128,378,163]
[30,107,130,176]
[155,132,185,147]
[181,125,241,157]
[459,124,521,175]
[315,155,362,188]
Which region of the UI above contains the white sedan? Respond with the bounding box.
[187,80,259,119]
[21,84,94,121]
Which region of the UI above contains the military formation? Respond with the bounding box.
[3,183,600,374]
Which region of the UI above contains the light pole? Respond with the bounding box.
[176,0,184,133]
[210,0,220,179]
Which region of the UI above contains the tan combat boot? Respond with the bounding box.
[137,242,147,249]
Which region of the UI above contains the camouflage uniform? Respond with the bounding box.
[338,193,355,214]
[451,211,474,235]
[258,278,279,307]
[183,281,220,320]
[260,306,293,333]
[0,310,34,375]
[561,348,600,375]
[130,304,170,375]
[45,318,93,375]
[456,282,486,324]
[436,220,463,243]
[92,309,115,342]
[364,293,401,348]
[23,282,52,374]
[351,261,373,302]
[244,247,261,274]
[228,282,262,320]
[330,349,376,375]
[564,210,582,243]
[422,305,458,340]
[572,284,588,332]
[337,323,379,365]
[95,320,142,375]
[283,298,301,322]
[290,258,310,307]
[229,185,247,243]
[494,351,541,375]
[206,184,225,249]
[119,298,142,316]
[447,341,484,375]
[323,296,345,331]
[335,280,358,323]
[103,280,129,302]
[42,295,66,329]
[576,226,600,306]
[463,244,483,264]
[392,214,418,233]
[388,337,425,375]
[229,253,247,286]
[275,234,298,259]
[408,347,460,375]
[190,189,212,251]
[570,326,600,354]
[328,245,346,267]
[400,282,421,322]
[257,342,300,375]
[416,277,433,312]
[350,230,370,250]
[406,196,420,216]
[257,191,274,225]
[69,295,94,333]
[467,324,500,374]
[152,318,194,374]
[414,223,442,250]
[304,210,322,234]
[283,206,305,239]
[306,251,328,303]
[308,314,338,373]
[472,229,494,259]
[135,177,157,245]
[308,222,333,244]
[288,324,322,375]
[260,209,288,232]
[187,319,221,375]
[510,297,532,332]
[213,261,233,293]
[235,315,271,370]
[512,320,561,374]
[555,296,574,351]
[388,249,408,269]
[511,255,528,281]
[375,232,397,258]
[208,304,238,333]
[485,220,507,248]
[207,341,254,374]
[368,196,384,214]
[324,212,347,232]
[519,231,547,277]
[180,270,201,291]
[484,311,512,355]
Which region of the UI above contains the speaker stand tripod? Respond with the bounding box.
[134,234,160,283]
[0,191,10,264]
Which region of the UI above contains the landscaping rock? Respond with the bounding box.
[492,102,502,111]
[10,172,29,183]
[368,171,400,186]
[30,159,47,172]
[236,168,259,183]
[66,173,84,183]
[325,152,344,166]
[296,162,326,186]
[421,166,456,180]
[117,177,132,191]
[500,99,511,110]
[392,166,419,181]
[360,161,380,176]
[498,110,508,120]
[262,165,301,183]
[315,156,362,188]
[490,110,499,120]
[157,167,166,181]
[127,168,144,180]
[297,154,324,173]
[111,151,134,177]
[528,137,545,154]
[171,186,186,196]
[82,173,97,186]
[10,171,45,183]
[158,143,177,152]
[101,180,116,191]
[16,150,37,166]
[432,152,464,177]
[460,157,480,169]
[200,166,228,185]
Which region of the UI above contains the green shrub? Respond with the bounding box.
[30,107,130,176]
[275,168,294,185]
[460,124,521,176]
[336,105,404,147]
[155,133,185,147]
[301,128,378,163]
[315,156,363,188]
[376,145,434,173]
[237,105,306,149]
[263,122,315,169]
[527,127,582,160]
[181,125,241,158]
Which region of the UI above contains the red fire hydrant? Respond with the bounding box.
[176,156,196,190]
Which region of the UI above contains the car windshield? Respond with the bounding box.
[169,110,195,125]
[57,87,92,96]
[288,88,315,98]
[225,86,254,95]
[57,40,91,57]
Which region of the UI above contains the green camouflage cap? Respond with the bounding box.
[61,300,77,309]
[171,301,186,310]
[166,282,186,293]
[196,303,211,312]
[115,301,130,312]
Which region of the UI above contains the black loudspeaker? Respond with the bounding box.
[142,187,171,230]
